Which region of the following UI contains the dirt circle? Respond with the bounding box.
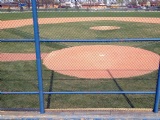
[2,17,160,79]
[90,26,120,30]
[43,45,160,79]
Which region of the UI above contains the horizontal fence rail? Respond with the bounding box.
[1,0,160,114]
[1,38,160,42]
[0,91,157,94]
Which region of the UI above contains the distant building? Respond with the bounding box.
[82,3,107,9]
[141,1,160,6]
[0,0,19,8]
[0,0,14,3]
[0,2,19,8]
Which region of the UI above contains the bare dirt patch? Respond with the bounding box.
[2,17,160,79]
[90,26,120,30]
[1,17,160,29]
[1,53,48,62]
[43,45,160,79]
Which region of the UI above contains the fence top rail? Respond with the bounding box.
[1,38,160,42]
[0,91,156,94]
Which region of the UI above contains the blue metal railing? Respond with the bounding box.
[1,38,160,42]
[1,0,160,114]
[0,91,156,94]
[154,62,160,113]
[32,0,44,114]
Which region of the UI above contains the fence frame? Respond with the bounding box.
[1,0,160,114]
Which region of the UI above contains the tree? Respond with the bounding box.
[117,0,124,5]
[51,0,55,8]
[89,0,92,8]
[75,0,77,8]
[59,0,61,8]
[125,0,130,5]
[45,0,48,9]
[26,0,30,9]
[37,0,40,9]
[130,0,136,4]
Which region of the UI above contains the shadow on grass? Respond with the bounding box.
[46,71,54,109]
[107,70,135,108]
[45,69,136,108]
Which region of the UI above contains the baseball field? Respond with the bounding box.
[1,11,160,109]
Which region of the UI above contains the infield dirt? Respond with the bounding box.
[1,17,160,29]
[1,17,160,79]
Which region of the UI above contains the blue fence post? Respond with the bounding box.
[154,61,160,113]
[31,0,45,114]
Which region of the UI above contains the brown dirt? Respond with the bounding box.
[43,45,160,79]
[1,53,48,62]
[1,17,160,29]
[1,17,160,79]
[90,26,120,30]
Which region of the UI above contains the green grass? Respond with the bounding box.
[1,42,63,53]
[1,12,160,109]
[1,20,160,54]
[1,41,159,108]
[1,11,160,21]
[2,21,160,40]
[1,60,158,108]
[37,21,160,39]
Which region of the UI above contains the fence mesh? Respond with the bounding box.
[1,6,160,110]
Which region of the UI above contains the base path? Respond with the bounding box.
[1,53,48,62]
[1,17,160,29]
[1,17,160,79]
[43,45,160,79]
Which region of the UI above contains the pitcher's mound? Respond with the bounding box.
[43,45,160,79]
[90,26,120,30]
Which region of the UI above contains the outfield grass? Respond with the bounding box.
[1,11,160,21]
[1,12,160,109]
[2,21,160,40]
[1,20,160,54]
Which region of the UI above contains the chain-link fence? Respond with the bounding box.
[1,41,159,109]
[1,1,160,13]
[1,1,160,113]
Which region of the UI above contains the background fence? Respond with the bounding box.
[1,0,160,114]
